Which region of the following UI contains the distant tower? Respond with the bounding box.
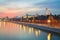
[26,14,29,22]
[21,16,23,22]
[45,8,51,15]
[26,14,28,19]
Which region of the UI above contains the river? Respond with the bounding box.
[0,21,60,40]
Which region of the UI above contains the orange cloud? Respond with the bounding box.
[0,7,41,18]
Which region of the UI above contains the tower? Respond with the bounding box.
[26,14,29,22]
[45,8,51,15]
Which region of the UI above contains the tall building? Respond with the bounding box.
[44,8,51,15]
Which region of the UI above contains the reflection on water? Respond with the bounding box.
[0,21,60,40]
[47,33,51,40]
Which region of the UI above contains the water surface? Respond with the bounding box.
[0,21,60,40]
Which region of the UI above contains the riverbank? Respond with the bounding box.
[12,21,60,34]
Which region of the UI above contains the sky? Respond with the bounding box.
[0,0,60,18]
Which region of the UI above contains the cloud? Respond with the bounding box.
[0,7,41,14]
[0,0,60,16]
[0,7,41,17]
[6,2,33,8]
[0,0,34,8]
[35,0,60,9]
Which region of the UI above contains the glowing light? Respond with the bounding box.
[47,33,51,40]
[23,26,27,32]
[0,21,1,28]
[29,28,32,33]
[35,30,40,37]
[31,28,34,32]
[47,20,51,23]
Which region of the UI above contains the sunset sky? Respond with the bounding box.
[0,0,60,18]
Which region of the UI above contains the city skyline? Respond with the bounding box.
[0,0,60,18]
